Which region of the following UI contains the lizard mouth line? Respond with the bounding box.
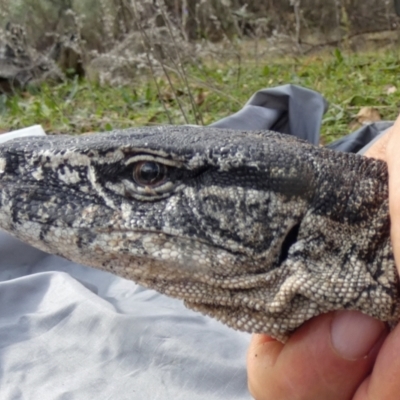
[94,227,250,257]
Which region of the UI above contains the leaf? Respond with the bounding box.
[67,77,80,102]
[356,107,381,125]
[346,95,376,106]
[196,88,207,106]
[262,65,270,76]
[0,94,7,115]
[41,103,51,118]
[334,48,344,64]
[383,63,400,72]
[297,70,310,77]
[386,85,397,95]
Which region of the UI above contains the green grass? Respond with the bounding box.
[1,48,400,143]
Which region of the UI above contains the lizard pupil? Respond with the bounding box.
[133,161,166,186]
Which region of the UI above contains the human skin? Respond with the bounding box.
[247,116,400,400]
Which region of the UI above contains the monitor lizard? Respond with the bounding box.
[0,126,398,342]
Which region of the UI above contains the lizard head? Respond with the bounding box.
[2,126,387,341]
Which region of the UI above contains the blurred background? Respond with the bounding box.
[0,0,399,142]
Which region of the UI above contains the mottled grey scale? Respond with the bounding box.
[0,126,398,342]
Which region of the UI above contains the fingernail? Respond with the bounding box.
[331,311,386,360]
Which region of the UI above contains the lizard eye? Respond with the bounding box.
[132,161,168,187]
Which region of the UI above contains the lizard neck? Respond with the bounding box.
[291,151,398,319]
[312,151,389,229]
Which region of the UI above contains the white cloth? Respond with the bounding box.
[0,232,250,399]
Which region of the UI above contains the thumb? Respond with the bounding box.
[247,311,387,400]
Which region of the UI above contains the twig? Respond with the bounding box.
[131,0,174,125]
[158,1,202,125]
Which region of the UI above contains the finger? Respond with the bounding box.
[386,115,400,275]
[363,128,392,160]
[352,322,400,400]
[247,312,387,400]
[353,114,400,399]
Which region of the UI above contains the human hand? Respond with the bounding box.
[247,116,400,400]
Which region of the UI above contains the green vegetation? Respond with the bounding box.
[1,48,400,143]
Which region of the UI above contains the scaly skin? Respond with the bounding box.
[0,126,397,341]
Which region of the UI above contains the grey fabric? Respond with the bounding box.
[210,84,328,145]
[327,121,394,154]
[0,84,391,400]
